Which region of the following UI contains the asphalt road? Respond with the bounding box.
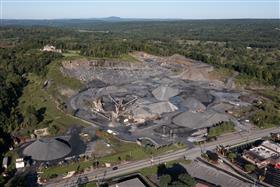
[45,127,280,187]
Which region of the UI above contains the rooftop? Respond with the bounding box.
[109,178,146,187]
[247,141,280,159]
[262,140,280,153]
[242,140,280,167]
[23,137,71,161]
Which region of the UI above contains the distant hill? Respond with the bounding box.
[1,17,138,27]
[1,17,183,27]
[102,16,122,21]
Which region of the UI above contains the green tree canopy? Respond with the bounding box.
[159,174,171,187]
[244,164,256,173]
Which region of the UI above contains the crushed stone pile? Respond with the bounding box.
[152,86,180,101]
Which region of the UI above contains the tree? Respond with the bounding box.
[24,105,38,127]
[159,174,171,187]
[227,152,237,162]
[118,156,122,162]
[125,154,132,161]
[244,164,256,173]
[48,124,59,135]
[178,173,196,187]
[157,163,167,177]
[206,151,219,162]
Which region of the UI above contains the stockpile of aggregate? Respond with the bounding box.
[172,110,229,129]
[152,86,180,101]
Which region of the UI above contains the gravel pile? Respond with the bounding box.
[172,110,229,129]
[152,86,180,101]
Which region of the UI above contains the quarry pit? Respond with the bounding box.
[61,52,252,146]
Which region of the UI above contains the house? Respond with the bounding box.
[42,45,62,53]
[2,157,8,169]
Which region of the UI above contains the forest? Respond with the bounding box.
[0,19,279,176]
[0,45,61,178]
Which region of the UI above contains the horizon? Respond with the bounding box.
[2,0,279,20]
[2,17,280,21]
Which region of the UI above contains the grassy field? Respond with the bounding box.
[82,182,97,187]
[41,159,92,178]
[62,50,81,58]
[207,121,235,138]
[19,62,87,135]
[96,131,185,164]
[67,53,139,62]
[118,54,138,62]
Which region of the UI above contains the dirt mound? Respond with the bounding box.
[167,54,193,66]
[59,87,76,98]
[132,52,215,82]
[178,63,213,81]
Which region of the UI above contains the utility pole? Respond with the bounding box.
[101,170,107,183]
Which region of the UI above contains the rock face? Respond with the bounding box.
[23,138,71,161]
[61,58,164,84]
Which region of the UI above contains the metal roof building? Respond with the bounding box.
[23,138,71,161]
[109,178,146,187]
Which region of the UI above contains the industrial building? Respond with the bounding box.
[109,177,147,187]
[23,137,71,161]
[242,140,280,168]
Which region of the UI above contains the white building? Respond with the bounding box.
[42,45,62,53]
[242,140,280,168]
[2,157,8,169]
[15,158,25,169]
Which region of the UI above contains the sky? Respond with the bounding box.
[1,0,280,19]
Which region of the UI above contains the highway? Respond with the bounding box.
[45,127,280,187]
